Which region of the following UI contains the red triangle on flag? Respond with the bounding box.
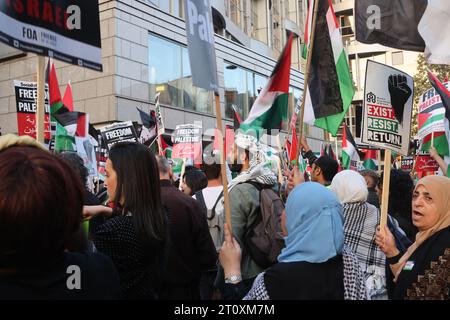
[75,113,88,137]
[63,82,74,112]
[49,63,61,106]
[289,127,298,163]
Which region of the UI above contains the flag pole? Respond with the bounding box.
[296,0,320,158]
[380,149,391,232]
[214,93,233,236]
[36,56,46,143]
[431,131,435,147]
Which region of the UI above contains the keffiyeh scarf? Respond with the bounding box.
[343,202,386,299]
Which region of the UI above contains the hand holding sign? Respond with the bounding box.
[388,74,412,124]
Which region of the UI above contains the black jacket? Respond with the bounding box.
[0,252,120,300]
[159,180,217,300]
[92,212,166,299]
[392,226,450,300]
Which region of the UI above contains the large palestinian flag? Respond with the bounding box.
[303,0,354,136]
[240,33,293,134]
[342,125,360,170]
[355,0,450,65]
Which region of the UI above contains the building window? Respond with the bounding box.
[392,51,403,65]
[339,16,354,37]
[149,34,212,113]
[149,0,184,19]
[224,63,250,120]
[225,63,271,120]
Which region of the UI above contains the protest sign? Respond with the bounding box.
[0,1,102,71]
[183,0,218,92]
[172,124,203,164]
[361,60,413,156]
[100,121,138,151]
[400,156,415,172]
[184,0,231,233]
[14,80,53,139]
[418,82,448,141]
[75,136,98,177]
[414,150,440,177]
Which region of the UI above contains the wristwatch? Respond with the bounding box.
[225,274,242,284]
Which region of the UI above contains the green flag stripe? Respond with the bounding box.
[313,52,354,136]
[421,134,450,156]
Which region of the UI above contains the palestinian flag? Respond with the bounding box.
[288,127,299,165]
[63,82,74,112]
[355,0,450,65]
[240,33,293,134]
[137,107,157,146]
[363,149,378,170]
[301,0,314,61]
[428,71,450,124]
[232,104,242,130]
[303,0,354,136]
[154,92,165,137]
[53,109,88,137]
[342,125,360,170]
[48,62,75,152]
[325,144,337,162]
[420,72,450,156]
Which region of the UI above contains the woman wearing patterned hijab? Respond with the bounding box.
[331,170,386,300]
[376,175,450,299]
[219,182,367,300]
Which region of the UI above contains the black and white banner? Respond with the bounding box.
[100,121,138,151]
[0,1,102,71]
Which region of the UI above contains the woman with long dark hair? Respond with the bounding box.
[84,142,168,299]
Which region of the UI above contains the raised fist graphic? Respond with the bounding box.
[388,74,412,124]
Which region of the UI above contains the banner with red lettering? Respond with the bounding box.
[415,150,439,178]
[172,124,202,164]
[14,80,53,140]
[361,61,413,155]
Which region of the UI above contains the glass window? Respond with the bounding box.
[224,63,249,120]
[149,34,212,113]
[149,0,183,19]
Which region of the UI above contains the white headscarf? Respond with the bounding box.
[330,170,368,204]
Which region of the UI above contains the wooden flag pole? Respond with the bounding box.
[214,93,233,235]
[36,56,46,143]
[380,149,392,232]
[431,131,435,147]
[297,0,320,154]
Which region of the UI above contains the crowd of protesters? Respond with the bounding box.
[0,132,449,300]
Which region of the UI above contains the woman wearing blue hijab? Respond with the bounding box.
[220,182,367,300]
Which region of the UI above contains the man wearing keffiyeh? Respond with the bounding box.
[215,131,279,294]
